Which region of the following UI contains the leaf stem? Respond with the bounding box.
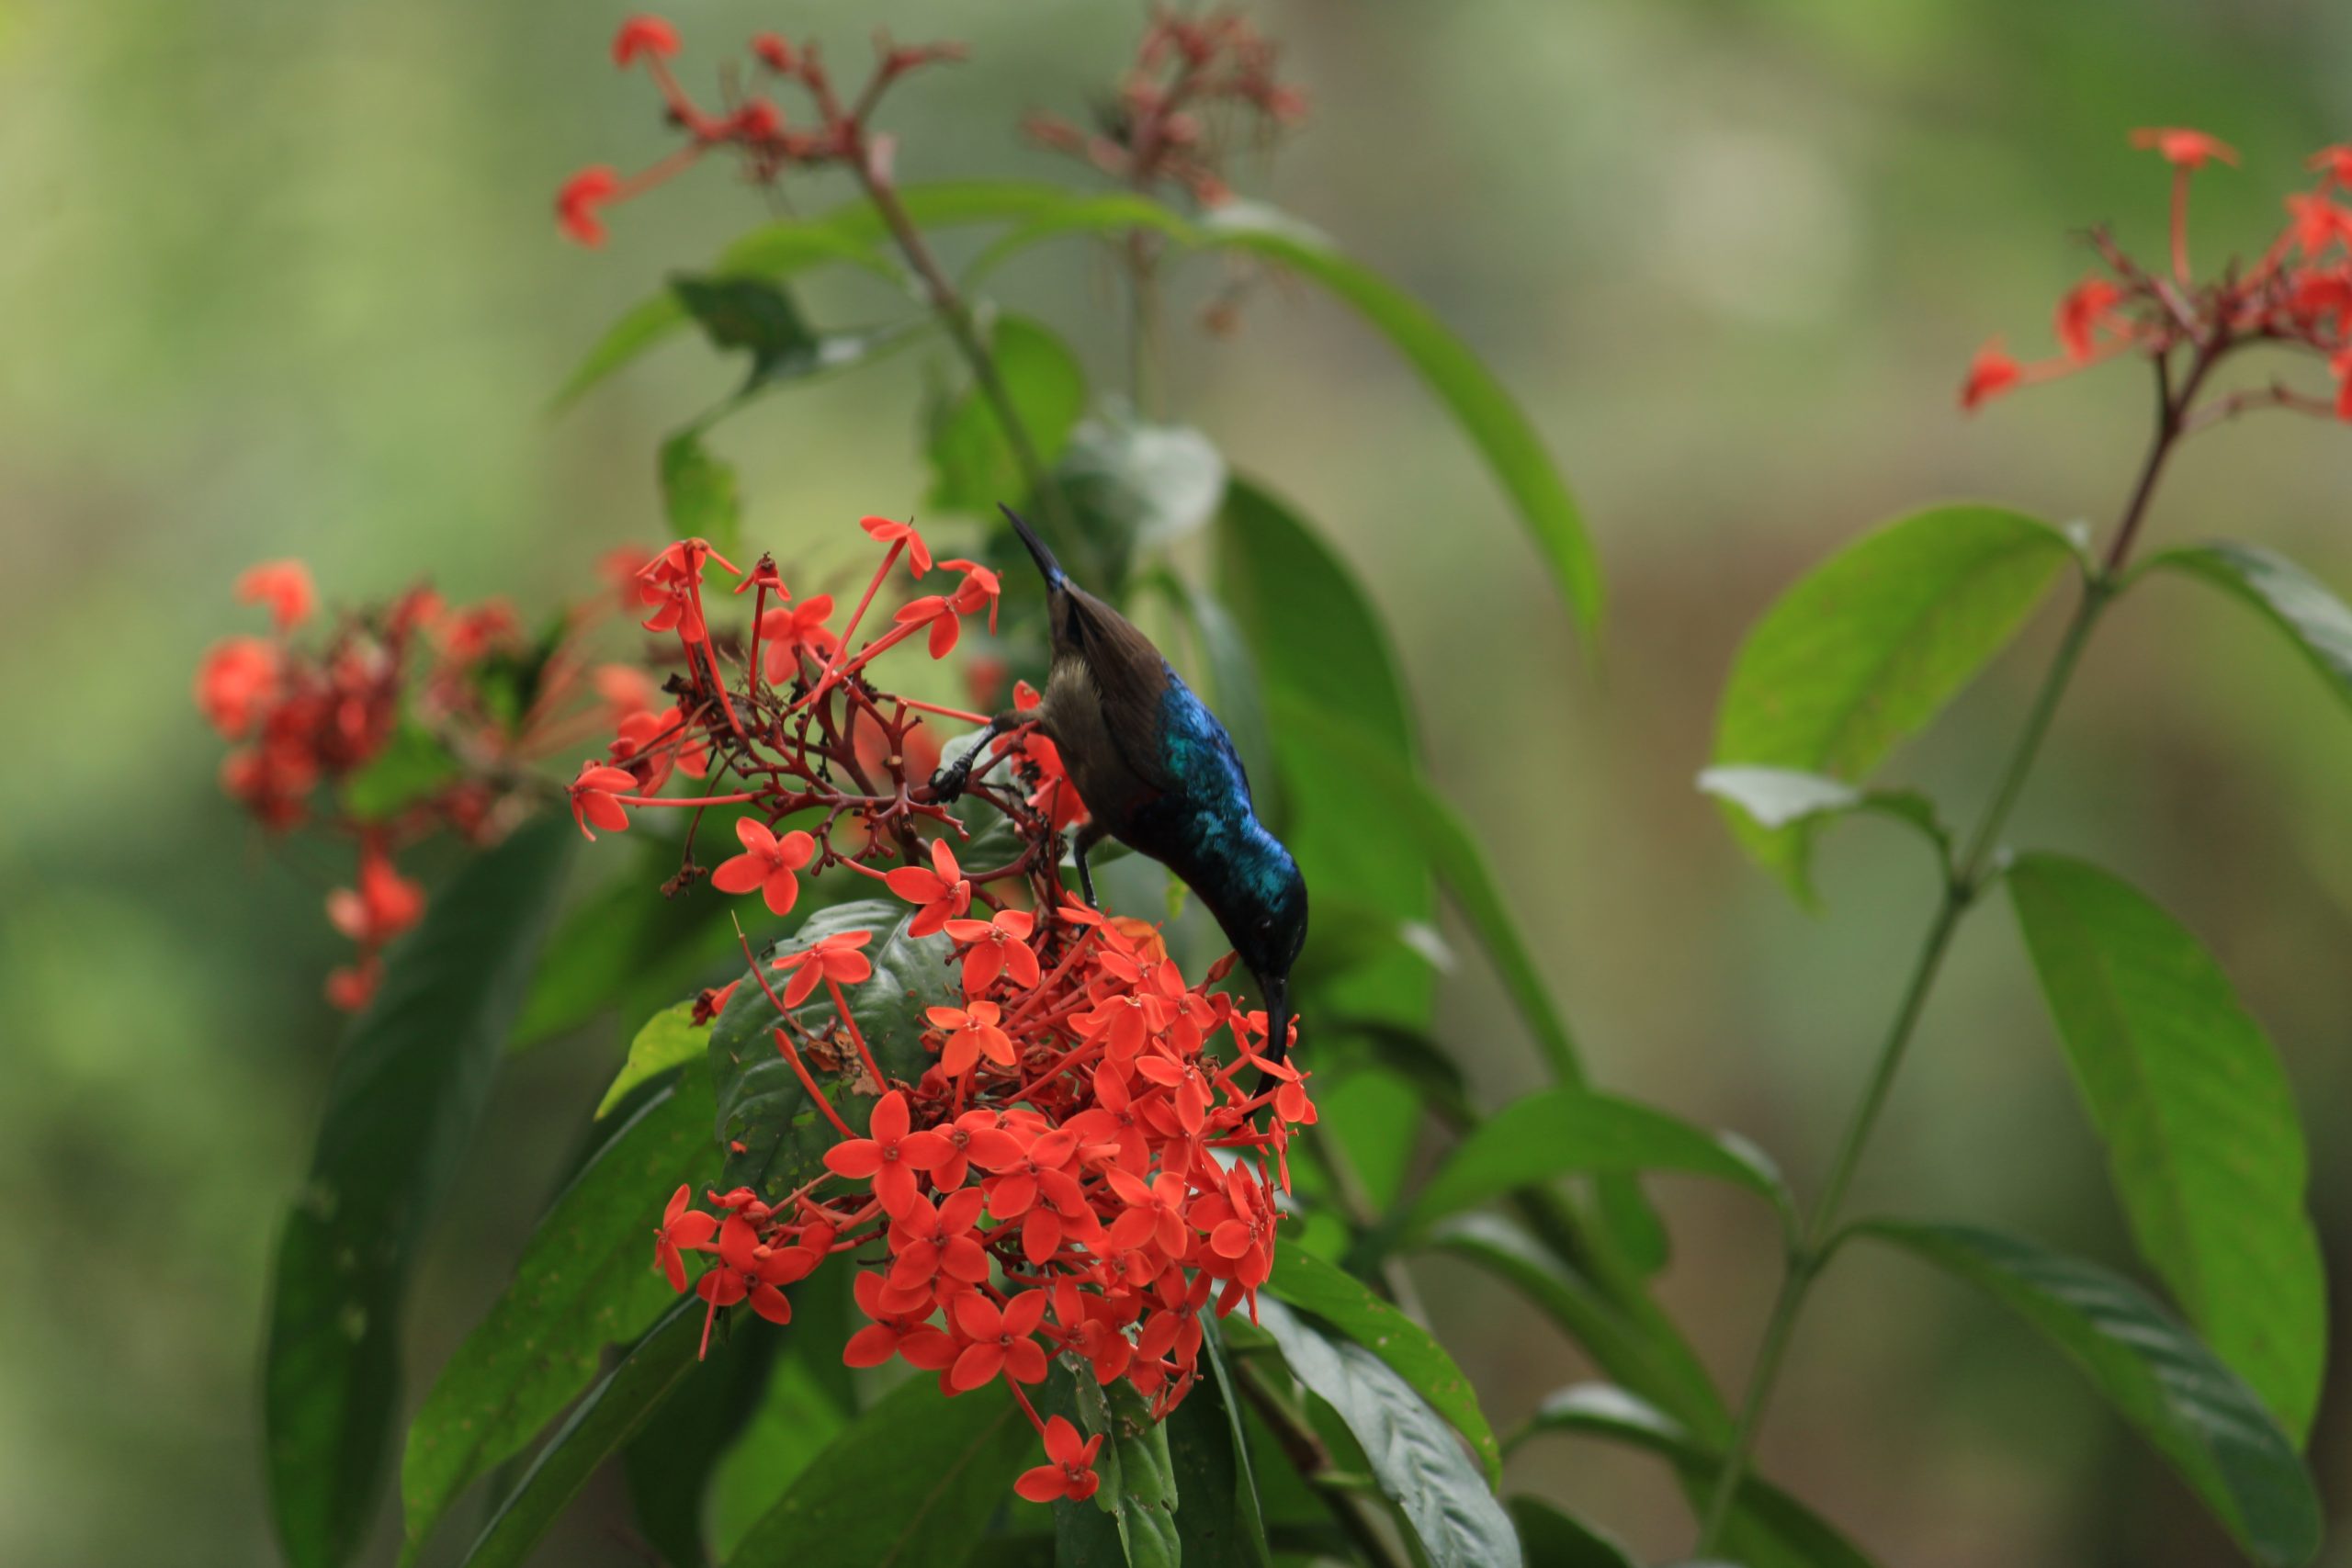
[1693,350,2205,1554]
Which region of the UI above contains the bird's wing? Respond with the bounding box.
[1064,588,1184,797]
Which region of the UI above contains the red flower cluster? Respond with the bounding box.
[1963,129,2352,423]
[555,15,967,247]
[572,515,1313,1499]
[1023,4,1308,209]
[195,562,604,1006]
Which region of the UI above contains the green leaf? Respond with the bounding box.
[661,429,742,558]
[1402,1089,1788,1245]
[708,899,960,1199]
[597,1000,708,1118]
[1267,694,1588,1089]
[456,1295,704,1568]
[1170,1327,1276,1568]
[266,818,573,1568]
[1264,1250,1502,1485]
[624,1302,782,1568]
[400,1073,719,1562]
[1255,1298,1520,1568]
[1859,1221,2321,1566]
[927,315,1089,520]
[1508,1496,1639,1568]
[971,194,1601,642]
[725,1378,1027,1567]
[338,720,460,818]
[1045,1363,1181,1568]
[2139,541,2352,712]
[1517,1384,1876,1568]
[707,1267,857,1557]
[1421,1214,1728,1445]
[1057,417,1228,591]
[2005,853,2324,1438]
[1696,765,1950,867]
[1713,504,2076,902]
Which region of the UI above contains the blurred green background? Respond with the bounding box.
[8,0,2352,1563]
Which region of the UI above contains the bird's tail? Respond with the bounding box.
[999,502,1066,590]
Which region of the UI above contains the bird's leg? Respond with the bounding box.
[1069,820,1106,908]
[926,708,1023,803]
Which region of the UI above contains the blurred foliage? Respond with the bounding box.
[9,2,2352,1565]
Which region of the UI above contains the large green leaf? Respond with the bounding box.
[2005,853,2324,1438]
[1045,1362,1181,1568]
[927,314,1089,522]
[1264,1250,1501,1485]
[1508,1497,1639,1568]
[265,817,574,1568]
[1216,479,1429,1204]
[661,428,743,559]
[2138,541,2352,711]
[707,1268,857,1557]
[456,1295,705,1568]
[1713,504,2076,902]
[1696,766,1950,872]
[1859,1221,2321,1566]
[1170,1328,1275,1568]
[725,1378,1028,1567]
[1515,1384,1876,1568]
[624,1299,782,1568]
[708,899,960,1199]
[1423,1214,1728,1444]
[1057,417,1228,592]
[399,1073,718,1562]
[1255,1298,1520,1568]
[1401,1089,1789,1244]
[1269,694,1589,1089]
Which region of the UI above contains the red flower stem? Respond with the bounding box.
[797,540,902,713]
[612,790,761,809]
[747,581,770,700]
[701,637,749,744]
[2169,166,2192,285]
[733,925,861,1140]
[898,695,994,725]
[826,977,890,1091]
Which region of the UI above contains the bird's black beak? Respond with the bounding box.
[1260,974,1292,1074]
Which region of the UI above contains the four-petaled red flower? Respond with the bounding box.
[558,166,621,247]
[712,818,818,916]
[860,514,933,577]
[949,1289,1050,1391]
[2053,276,2123,362]
[927,999,1015,1078]
[195,637,280,739]
[2132,127,2238,170]
[768,928,875,1008]
[1015,1416,1104,1505]
[844,1270,956,1370]
[943,908,1042,994]
[885,837,972,936]
[653,1183,718,1292]
[326,845,425,947]
[1959,339,2021,412]
[236,560,316,631]
[823,1089,952,1216]
[569,762,639,840]
[760,595,840,682]
[752,32,796,74]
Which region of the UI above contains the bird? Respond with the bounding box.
[930,503,1308,1073]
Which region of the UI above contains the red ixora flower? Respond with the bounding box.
[612,16,681,67]
[1959,338,2022,412]
[195,637,280,739]
[769,928,875,1008]
[569,762,639,840]
[884,837,972,936]
[927,999,1016,1078]
[236,560,316,631]
[2132,127,2238,171]
[948,1289,1050,1391]
[1015,1416,1104,1505]
[760,595,839,682]
[653,1183,718,1292]
[557,166,622,247]
[712,818,818,917]
[822,1089,950,1216]
[325,843,425,947]
[860,514,933,577]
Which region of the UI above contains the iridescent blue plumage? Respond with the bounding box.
[929,506,1309,1069]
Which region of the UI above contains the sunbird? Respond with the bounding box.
[931,504,1309,1070]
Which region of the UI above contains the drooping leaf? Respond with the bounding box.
[1509,1496,1639,1568]
[1860,1221,2321,1566]
[1696,765,1950,869]
[707,1267,857,1557]
[1057,417,1228,591]
[455,1295,704,1568]
[1264,1250,1502,1485]
[399,1072,719,1562]
[1517,1384,1877,1568]
[624,1300,783,1568]
[2138,542,2352,712]
[1713,504,2076,902]
[1401,1088,1790,1244]
[596,1000,708,1118]
[1045,1361,1181,1568]
[725,1377,1028,1568]
[265,818,573,1568]
[707,899,960,1200]
[669,274,924,401]
[927,314,1089,521]
[661,429,743,559]
[1170,1327,1276,1568]
[1255,1298,1521,1568]
[2005,853,2324,1438]
[1421,1214,1728,1445]
[1268,694,1588,1089]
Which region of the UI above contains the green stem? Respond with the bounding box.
[1693,347,2205,1554]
